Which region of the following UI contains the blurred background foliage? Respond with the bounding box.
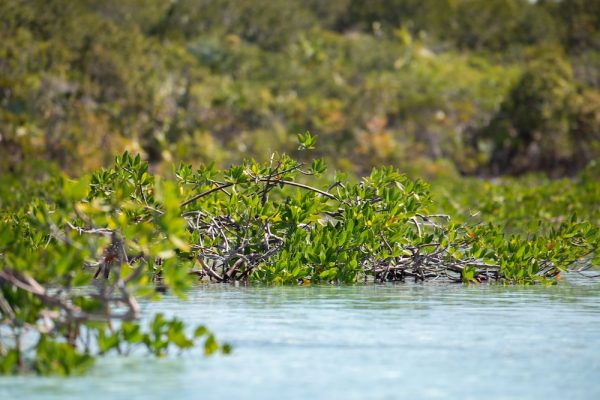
[1,0,599,178]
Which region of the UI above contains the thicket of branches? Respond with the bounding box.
[1,135,599,374]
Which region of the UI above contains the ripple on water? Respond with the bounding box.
[1,276,599,400]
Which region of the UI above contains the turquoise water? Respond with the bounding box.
[2,277,599,399]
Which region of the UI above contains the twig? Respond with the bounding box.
[180,183,234,207]
[265,179,337,200]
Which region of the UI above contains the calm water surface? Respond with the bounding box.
[2,276,599,400]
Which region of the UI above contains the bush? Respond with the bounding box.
[481,50,579,175]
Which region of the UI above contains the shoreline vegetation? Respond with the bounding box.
[1,0,599,376]
[1,140,599,374]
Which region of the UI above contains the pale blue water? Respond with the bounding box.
[1,277,599,400]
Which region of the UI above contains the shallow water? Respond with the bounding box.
[2,276,600,400]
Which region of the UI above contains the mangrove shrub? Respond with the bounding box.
[2,137,598,374]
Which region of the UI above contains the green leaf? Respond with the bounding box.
[204,334,219,356]
[297,131,317,150]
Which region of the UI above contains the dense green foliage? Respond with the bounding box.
[0,153,231,375]
[1,0,599,176]
[2,141,598,373]
[432,162,600,232]
[1,0,599,377]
